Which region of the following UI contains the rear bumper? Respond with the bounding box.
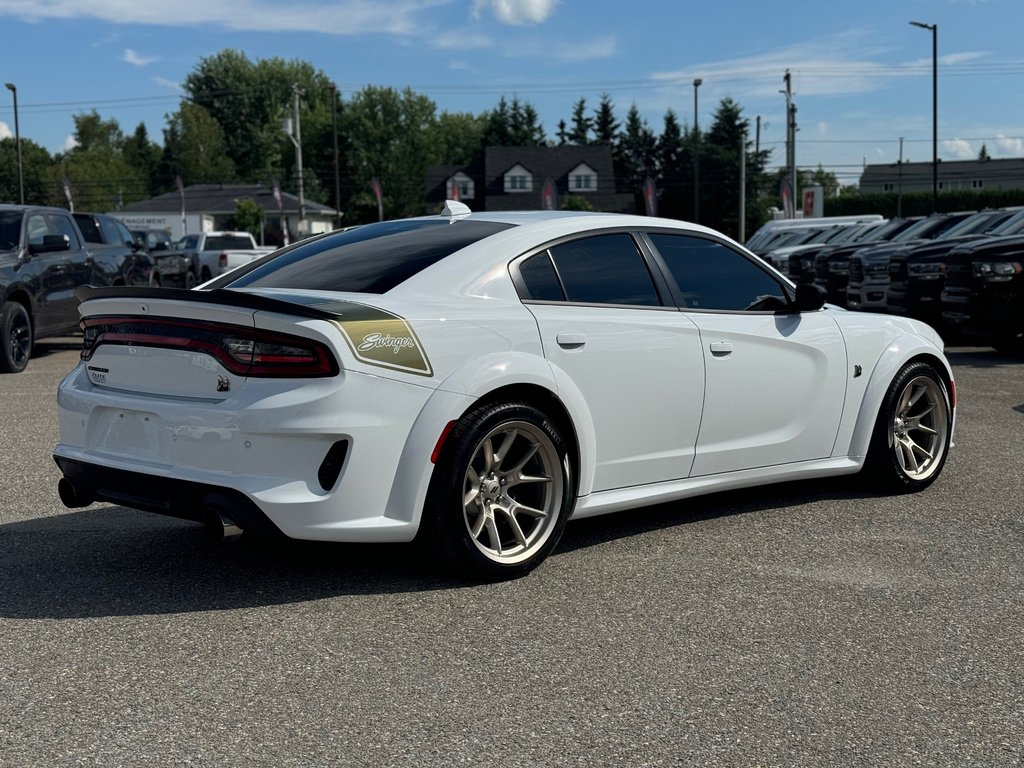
[53,363,434,542]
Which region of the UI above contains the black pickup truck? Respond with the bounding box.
[72,212,155,287]
[942,234,1024,354]
[1,205,96,372]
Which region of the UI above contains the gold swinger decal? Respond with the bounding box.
[331,304,432,376]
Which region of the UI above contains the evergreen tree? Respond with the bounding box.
[617,104,657,195]
[593,93,619,146]
[568,98,592,145]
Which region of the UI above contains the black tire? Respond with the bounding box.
[185,271,197,290]
[200,267,212,283]
[420,401,573,580]
[863,361,953,492]
[0,301,33,374]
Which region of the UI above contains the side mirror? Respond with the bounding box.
[793,282,827,312]
[29,234,71,255]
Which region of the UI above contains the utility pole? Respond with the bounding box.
[284,83,307,237]
[328,83,341,228]
[755,115,761,157]
[739,129,747,242]
[783,70,798,217]
[897,137,905,218]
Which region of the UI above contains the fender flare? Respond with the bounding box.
[846,334,955,460]
[383,351,599,530]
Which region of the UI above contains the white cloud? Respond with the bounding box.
[152,77,183,91]
[472,0,557,25]
[0,121,11,139]
[943,138,975,159]
[817,121,828,136]
[0,0,451,36]
[123,48,159,66]
[995,134,1024,156]
[556,35,616,63]
[63,134,79,152]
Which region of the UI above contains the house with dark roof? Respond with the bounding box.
[859,157,1024,194]
[426,146,635,214]
[108,183,337,245]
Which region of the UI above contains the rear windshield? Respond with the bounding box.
[219,219,515,294]
[205,235,254,250]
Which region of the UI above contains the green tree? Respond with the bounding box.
[182,49,336,189]
[700,98,771,238]
[978,143,991,161]
[655,109,690,219]
[483,96,544,147]
[0,137,54,205]
[161,102,236,185]
[617,104,657,195]
[593,93,619,146]
[341,85,440,220]
[568,97,592,145]
[230,198,264,238]
[433,111,486,165]
[55,112,148,210]
[122,123,163,197]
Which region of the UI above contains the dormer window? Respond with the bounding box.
[504,164,533,193]
[568,162,597,193]
[448,172,474,200]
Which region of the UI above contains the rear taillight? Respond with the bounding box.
[80,316,338,378]
[219,252,228,269]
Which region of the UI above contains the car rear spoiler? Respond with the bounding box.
[76,285,344,321]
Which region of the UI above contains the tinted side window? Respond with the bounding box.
[99,217,127,246]
[519,253,566,301]
[649,234,789,312]
[49,215,81,249]
[548,234,660,306]
[74,215,102,243]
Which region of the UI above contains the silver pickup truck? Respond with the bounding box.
[173,231,276,283]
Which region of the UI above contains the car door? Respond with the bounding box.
[517,232,705,493]
[21,213,77,335]
[646,233,847,477]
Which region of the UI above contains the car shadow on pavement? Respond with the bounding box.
[944,346,1022,368]
[0,475,878,620]
[557,475,871,555]
[0,507,456,620]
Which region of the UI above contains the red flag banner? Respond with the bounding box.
[642,176,658,217]
[541,178,557,211]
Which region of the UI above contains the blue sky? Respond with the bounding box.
[1,0,1022,187]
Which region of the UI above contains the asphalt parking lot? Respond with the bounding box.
[1,341,1021,767]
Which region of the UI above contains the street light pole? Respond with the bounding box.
[910,20,938,212]
[693,78,702,224]
[4,83,24,205]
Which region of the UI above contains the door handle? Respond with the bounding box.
[556,332,587,349]
[709,342,733,357]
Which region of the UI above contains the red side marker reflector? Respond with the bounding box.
[431,420,457,464]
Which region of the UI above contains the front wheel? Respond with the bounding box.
[864,361,952,492]
[422,401,573,580]
[0,301,33,374]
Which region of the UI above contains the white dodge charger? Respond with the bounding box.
[54,204,955,579]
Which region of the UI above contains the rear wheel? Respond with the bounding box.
[422,401,573,580]
[864,361,952,492]
[0,301,33,374]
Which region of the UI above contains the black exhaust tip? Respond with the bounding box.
[57,477,94,508]
[201,493,245,543]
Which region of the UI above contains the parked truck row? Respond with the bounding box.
[750,210,1024,355]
